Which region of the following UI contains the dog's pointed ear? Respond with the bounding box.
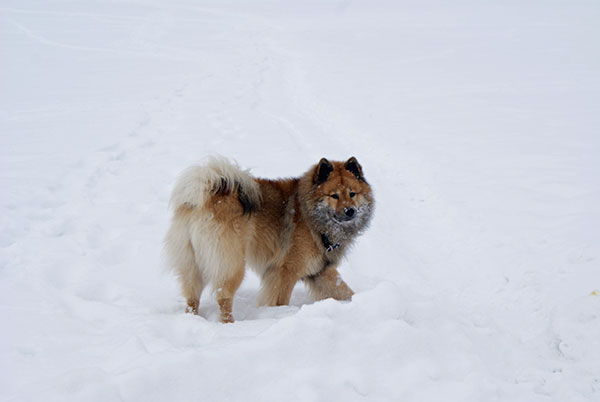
[344,157,364,181]
[314,158,333,184]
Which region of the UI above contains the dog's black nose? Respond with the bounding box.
[344,207,355,218]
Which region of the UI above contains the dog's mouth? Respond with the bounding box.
[332,214,355,224]
[332,216,346,224]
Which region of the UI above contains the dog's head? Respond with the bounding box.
[306,157,374,241]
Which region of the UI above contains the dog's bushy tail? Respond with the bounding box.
[169,156,261,214]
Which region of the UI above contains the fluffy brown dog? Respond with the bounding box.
[164,156,374,322]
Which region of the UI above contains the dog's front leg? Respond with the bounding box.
[303,265,354,302]
[257,264,298,306]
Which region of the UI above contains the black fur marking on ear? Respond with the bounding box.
[344,156,364,181]
[315,158,333,184]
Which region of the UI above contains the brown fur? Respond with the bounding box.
[164,156,374,322]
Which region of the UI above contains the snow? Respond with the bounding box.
[1,0,599,401]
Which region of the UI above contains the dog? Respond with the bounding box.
[164,156,374,322]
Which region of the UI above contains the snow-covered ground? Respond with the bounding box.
[1,0,599,400]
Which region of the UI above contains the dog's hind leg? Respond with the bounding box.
[304,265,354,302]
[176,243,205,314]
[214,260,245,323]
[180,260,205,315]
[165,212,206,314]
[205,226,247,323]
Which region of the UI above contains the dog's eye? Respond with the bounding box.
[349,192,356,198]
[330,194,339,199]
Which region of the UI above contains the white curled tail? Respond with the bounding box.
[169,156,261,212]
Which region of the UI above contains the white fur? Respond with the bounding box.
[189,213,245,286]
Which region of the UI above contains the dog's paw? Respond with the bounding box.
[185,300,199,315]
[220,313,234,323]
